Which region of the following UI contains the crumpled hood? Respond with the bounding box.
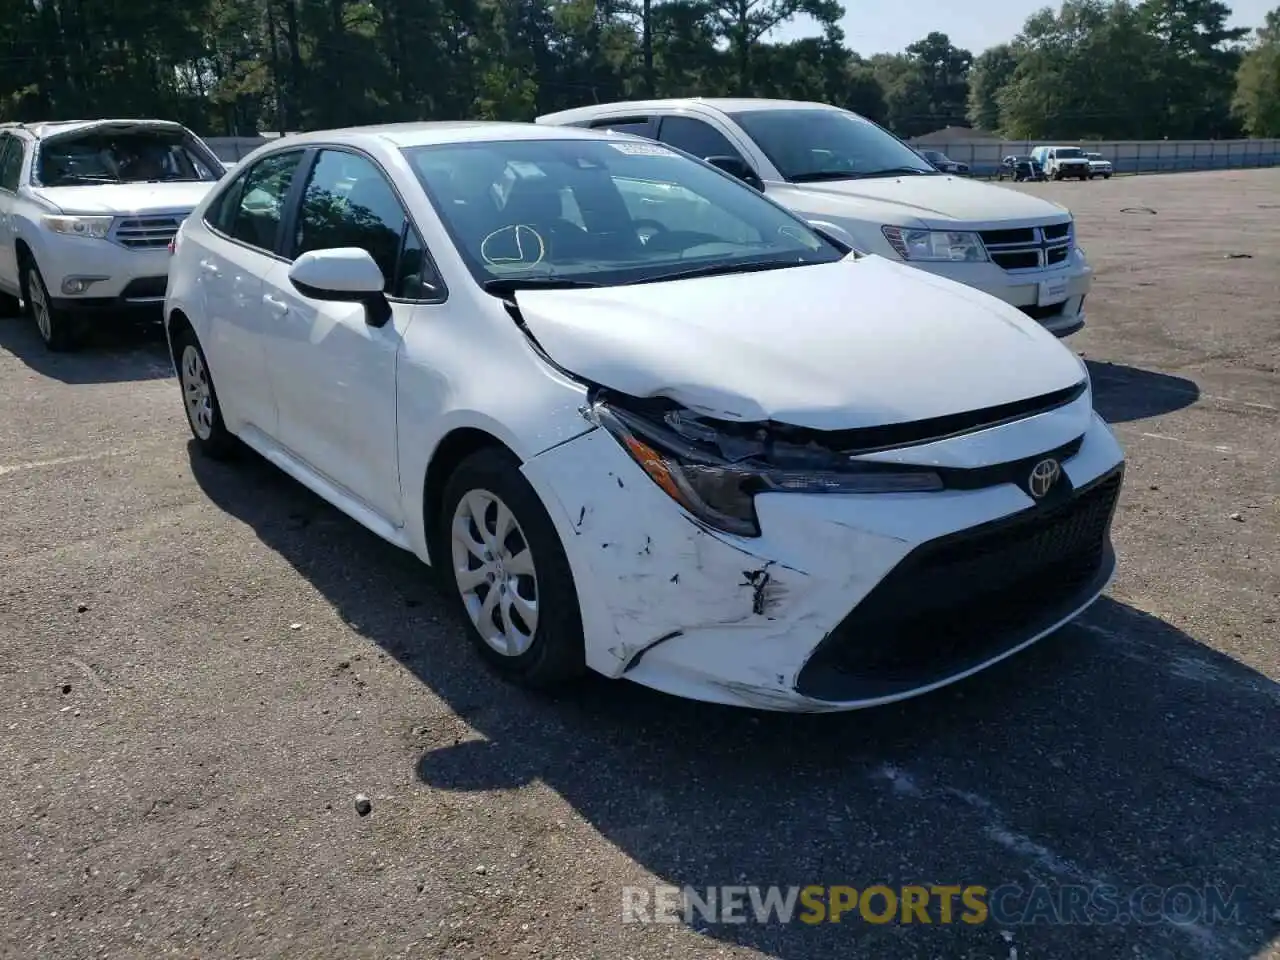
[31,181,216,217]
[513,255,1086,430]
[767,175,1072,230]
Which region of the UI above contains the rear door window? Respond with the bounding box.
[228,150,304,253]
[0,135,24,192]
[656,116,746,165]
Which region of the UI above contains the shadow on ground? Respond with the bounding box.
[189,443,1278,960]
[0,312,171,384]
[1086,359,1201,423]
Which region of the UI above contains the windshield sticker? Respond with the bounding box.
[481,224,547,268]
[608,141,676,157]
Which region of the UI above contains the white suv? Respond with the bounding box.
[1085,152,1113,179]
[537,99,1094,338]
[0,119,226,350]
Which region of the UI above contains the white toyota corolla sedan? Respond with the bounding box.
[164,121,1126,713]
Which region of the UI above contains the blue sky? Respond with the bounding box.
[773,0,1275,55]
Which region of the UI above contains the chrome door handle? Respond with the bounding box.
[199,260,220,277]
[262,294,289,317]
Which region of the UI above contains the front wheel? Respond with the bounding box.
[437,447,586,690]
[174,325,238,459]
[23,261,79,352]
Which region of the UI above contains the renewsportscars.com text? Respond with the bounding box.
[622,883,1244,927]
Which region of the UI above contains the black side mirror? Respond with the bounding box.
[705,155,765,192]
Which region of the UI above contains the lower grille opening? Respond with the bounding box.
[796,468,1123,702]
[120,277,168,299]
[1020,301,1068,321]
[992,251,1039,270]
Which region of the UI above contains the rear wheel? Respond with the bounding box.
[437,447,586,690]
[23,260,79,352]
[174,324,238,459]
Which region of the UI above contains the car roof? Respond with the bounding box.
[536,98,844,125]
[250,120,650,151]
[0,118,191,140]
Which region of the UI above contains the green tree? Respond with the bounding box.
[1233,8,1280,136]
[708,0,844,93]
[966,43,1018,133]
[869,33,970,137]
[1139,0,1250,137]
[905,32,972,129]
[997,0,1164,140]
[869,53,931,135]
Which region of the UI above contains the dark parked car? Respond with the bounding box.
[918,149,970,175]
[997,155,1045,182]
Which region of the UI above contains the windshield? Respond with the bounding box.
[403,138,845,289]
[1056,148,1085,159]
[37,129,223,186]
[727,108,938,182]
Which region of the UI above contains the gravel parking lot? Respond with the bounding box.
[2,168,1277,960]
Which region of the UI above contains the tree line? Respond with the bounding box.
[0,0,1277,140]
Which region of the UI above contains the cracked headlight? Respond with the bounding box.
[881,226,988,263]
[590,399,943,538]
[42,215,114,240]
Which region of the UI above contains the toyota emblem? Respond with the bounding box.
[1028,458,1062,499]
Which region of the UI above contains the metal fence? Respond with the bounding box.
[904,138,1280,178]
[205,135,283,162]
[205,134,1280,178]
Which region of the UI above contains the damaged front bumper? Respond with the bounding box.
[519,407,1125,712]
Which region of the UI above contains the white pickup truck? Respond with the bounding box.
[1029,145,1093,181]
[537,99,1094,338]
[0,118,227,350]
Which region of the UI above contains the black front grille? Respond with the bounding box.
[981,227,1035,246]
[979,221,1073,273]
[112,215,185,249]
[796,468,1123,701]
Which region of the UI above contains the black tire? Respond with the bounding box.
[22,260,79,352]
[436,447,586,690]
[1104,173,1112,180]
[173,323,238,459]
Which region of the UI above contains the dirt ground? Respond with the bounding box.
[1,168,1277,960]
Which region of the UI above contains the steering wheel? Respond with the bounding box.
[632,218,670,245]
